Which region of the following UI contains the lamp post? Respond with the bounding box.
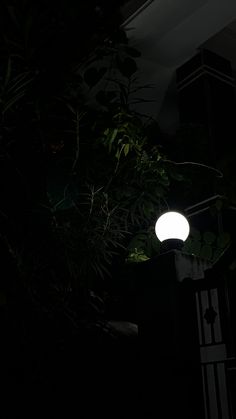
[138,210,207,418]
[137,209,234,418]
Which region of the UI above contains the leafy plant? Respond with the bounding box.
[183,228,231,262]
[0,1,174,296]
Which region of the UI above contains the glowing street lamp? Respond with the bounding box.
[155,211,190,251]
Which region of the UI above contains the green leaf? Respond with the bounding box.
[108,128,118,152]
[203,231,216,245]
[126,248,149,263]
[96,90,117,105]
[124,143,130,156]
[189,240,202,256]
[217,232,230,248]
[169,168,185,182]
[200,244,213,260]
[84,67,107,87]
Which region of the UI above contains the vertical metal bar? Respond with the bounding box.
[214,363,223,419]
[207,364,219,419]
[196,292,203,345]
[211,289,222,343]
[201,290,212,344]
[199,290,206,345]
[217,363,231,419]
[202,364,210,419]
[208,289,216,344]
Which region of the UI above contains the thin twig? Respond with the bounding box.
[71,111,85,174]
[163,159,223,178]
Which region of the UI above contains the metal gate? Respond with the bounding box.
[195,276,236,419]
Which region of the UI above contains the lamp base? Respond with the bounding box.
[160,238,184,253]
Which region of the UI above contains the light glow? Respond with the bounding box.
[155,211,190,242]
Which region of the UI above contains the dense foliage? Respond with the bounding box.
[0,0,176,303]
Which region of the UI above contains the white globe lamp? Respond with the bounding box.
[155,211,190,251]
